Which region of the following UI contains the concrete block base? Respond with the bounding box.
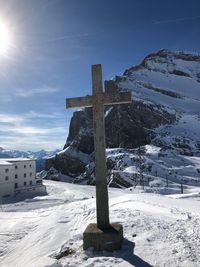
[83,223,123,251]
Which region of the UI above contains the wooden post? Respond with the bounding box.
[92,64,109,229]
[181,183,183,194]
[166,174,169,187]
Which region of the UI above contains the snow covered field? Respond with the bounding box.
[0,180,200,267]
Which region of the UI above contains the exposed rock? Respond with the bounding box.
[65,109,94,154]
[170,69,191,77]
[46,146,90,177]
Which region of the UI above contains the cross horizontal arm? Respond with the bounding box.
[66,91,132,109]
[66,95,92,109]
[103,91,132,106]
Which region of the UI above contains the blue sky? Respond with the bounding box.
[0,0,199,151]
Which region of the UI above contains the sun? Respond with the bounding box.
[0,21,11,55]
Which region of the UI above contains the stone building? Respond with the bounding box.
[0,158,45,198]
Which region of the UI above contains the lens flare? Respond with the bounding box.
[0,20,12,55]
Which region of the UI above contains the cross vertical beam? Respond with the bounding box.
[92,64,110,229]
[66,64,132,251]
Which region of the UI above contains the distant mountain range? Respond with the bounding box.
[0,147,60,171]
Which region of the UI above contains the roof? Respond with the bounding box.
[0,158,36,165]
[0,160,13,166]
[3,158,35,162]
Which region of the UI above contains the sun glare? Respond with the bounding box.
[0,20,12,55]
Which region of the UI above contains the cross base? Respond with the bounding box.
[83,223,123,251]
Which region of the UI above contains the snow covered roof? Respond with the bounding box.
[0,158,35,165]
[3,158,35,162]
[0,160,13,166]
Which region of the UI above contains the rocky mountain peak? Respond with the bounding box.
[45,49,200,186]
[123,49,200,81]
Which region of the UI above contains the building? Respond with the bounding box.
[0,158,46,198]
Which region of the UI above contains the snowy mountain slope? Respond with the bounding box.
[118,49,200,152]
[0,180,200,267]
[0,147,60,159]
[69,145,200,190]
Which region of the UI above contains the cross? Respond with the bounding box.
[66,65,132,248]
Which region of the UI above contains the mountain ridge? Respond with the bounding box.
[0,148,60,171]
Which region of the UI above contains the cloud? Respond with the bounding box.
[0,112,68,150]
[0,113,25,123]
[0,113,66,135]
[0,111,62,123]
[0,94,12,103]
[46,33,89,43]
[15,86,60,97]
[26,110,62,119]
[1,135,64,151]
[153,15,200,25]
[0,124,65,135]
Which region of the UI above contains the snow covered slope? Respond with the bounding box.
[118,49,200,152]
[122,50,200,113]
[67,145,200,190]
[0,180,200,267]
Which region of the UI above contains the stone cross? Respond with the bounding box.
[66,64,132,250]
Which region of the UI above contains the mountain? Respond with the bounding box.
[0,148,60,171]
[45,49,200,187]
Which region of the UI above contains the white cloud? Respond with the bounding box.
[0,124,66,135]
[153,15,200,25]
[0,111,63,123]
[26,110,62,119]
[47,33,89,43]
[1,135,65,151]
[0,112,69,150]
[0,94,12,102]
[0,113,25,123]
[15,86,60,97]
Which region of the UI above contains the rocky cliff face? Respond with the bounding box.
[65,95,175,153]
[46,49,200,185]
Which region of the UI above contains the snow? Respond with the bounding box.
[57,146,90,164]
[0,148,60,159]
[0,158,34,162]
[123,59,200,158]
[0,180,200,267]
[0,160,13,166]
[167,192,200,199]
[106,146,200,190]
[105,107,113,118]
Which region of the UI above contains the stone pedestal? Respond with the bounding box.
[83,223,123,251]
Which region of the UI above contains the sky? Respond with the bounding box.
[0,0,199,151]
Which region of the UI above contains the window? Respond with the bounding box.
[36,180,42,184]
[30,164,32,168]
[15,165,18,169]
[15,174,18,179]
[24,173,26,178]
[5,176,9,181]
[3,194,10,198]
[24,181,27,186]
[30,180,32,185]
[5,168,9,173]
[24,165,26,169]
[30,172,32,177]
[14,183,18,189]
